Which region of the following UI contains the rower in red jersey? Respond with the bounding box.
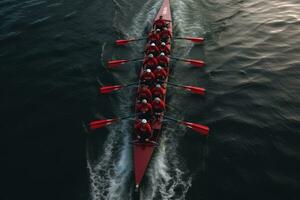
[153,66,167,81]
[136,99,153,120]
[157,52,169,67]
[153,15,171,30]
[145,43,159,57]
[147,29,161,44]
[151,97,166,114]
[141,69,155,87]
[135,119,152,142]
[138,85,152,101]
[151,84,164,99]
[158,42,170,55]
[143,54,158,70]
[160,27,172,43]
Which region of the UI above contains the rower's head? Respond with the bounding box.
[141,119,147,125]
[159,15,163,19]
[155,84,161,88]
[150,43,156,46]
[154,97,161,102]
[160,52,165,57]
[161,42,166,46]
[163,27,168,31]
[156,29,161,33]
[157,66,162,70]
[142,99,147,104]
[148,53,153,58]
[146,69,152,73]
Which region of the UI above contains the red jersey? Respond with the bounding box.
[143,57,158,67]
[151,100,165,111]
[141,71,155,83]
[160,29,172,39]
[158,45,171,55]
[151,87,164,99]
[148,32,160,42]
[153,19,166,28]
[135,122,152,136]
[136,103,153,114]
[145,45,159,55]
[153,68,167,80]
[157,56,169,66]
[138,87,152,100]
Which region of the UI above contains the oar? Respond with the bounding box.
[89,115,133,130]
[169,57,205,67]
[108,58,144,68]
[166,82,205,95]
[174,37,204,44]
[164,116,209,136]
[99,82,138,94]
[115,38,147,45]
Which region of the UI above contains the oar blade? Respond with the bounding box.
[183,86,206,95]
[188,37,204,44]
[182,122,209,136]
[100,85,123,94]
[89,119,117,130]
[116,39,130,45]
[186,59,205,67]
[108,60,128,68]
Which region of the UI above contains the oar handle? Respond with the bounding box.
[125,82,139,87]
[128,57,144,62]
[157,80,181,87]
[169,56,183,61]
[164,116,180,123]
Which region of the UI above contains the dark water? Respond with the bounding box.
[1,0,300,199]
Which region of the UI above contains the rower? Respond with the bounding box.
[145,43,159,57]
[158,42,170,55]
[147,29,160,44]
[136,99,153,120]
[140,69,155,87]
[135,119,152,142]
[151,84,164,99]
[157,52,169,68]
[143,54,158,69]
[153,65,167,82]
[151,97,166,116]
[160,27,172,43]
[137,84,152,101]
[153,15,170,30]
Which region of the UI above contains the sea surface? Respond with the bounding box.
[1,0,300,200]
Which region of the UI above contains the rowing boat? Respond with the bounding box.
[88,0,210,197]
[133,0,172,191]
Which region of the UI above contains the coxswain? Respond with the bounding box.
[147,29,160,44]
[145,43,160,56]
[160,27,172,43]
[143,54,158,70]
[153,15,171,30]
[153,65,167,81]
[158,42,171,55]
[135,119,152,142]
[151,84,165,99]
[141,69,155,87]
[157,52,169,67]
[138,85,152,101]
[151,97,166,114]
